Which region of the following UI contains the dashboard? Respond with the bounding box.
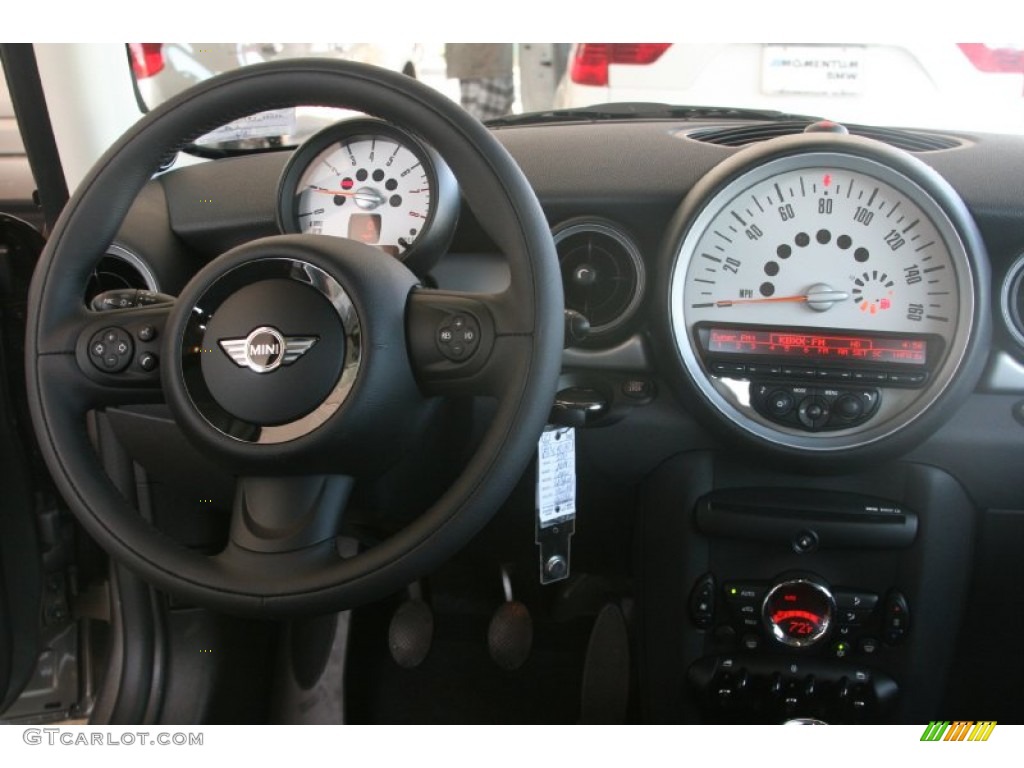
[97,112,1024,724]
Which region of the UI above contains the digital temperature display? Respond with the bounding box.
[763,580,834,648]
[707,328,927,366]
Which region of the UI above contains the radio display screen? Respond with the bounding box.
[706,327,928,366]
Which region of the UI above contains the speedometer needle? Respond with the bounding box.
[716,286,850,312]
[716,295,811,307]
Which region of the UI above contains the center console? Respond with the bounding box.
[636,452,976,724]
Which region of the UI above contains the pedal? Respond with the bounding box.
[488,567,533,671]
[388,586,434,669]
[579,603,630,724]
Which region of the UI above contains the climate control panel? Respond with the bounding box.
[688,572,910,722]
[690,572,909,659]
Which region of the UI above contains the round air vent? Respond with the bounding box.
[1000,253,1024,347]
[553,219,645,337]
[84,244,158,305]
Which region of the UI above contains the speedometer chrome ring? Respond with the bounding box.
[662,134,990,457]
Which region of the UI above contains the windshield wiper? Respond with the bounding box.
[485,102,825,127]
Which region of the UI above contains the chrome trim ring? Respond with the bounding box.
[181,258,362,445]
[762,578,835,649]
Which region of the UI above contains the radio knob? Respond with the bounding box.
[797,396,830,429]
[835,394,865,420]
[768,389,795,417]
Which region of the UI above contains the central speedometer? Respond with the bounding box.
[681,159,958,336]
[664,136,989,456]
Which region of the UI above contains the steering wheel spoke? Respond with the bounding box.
[407,287,538,397]
[49,303,172,410]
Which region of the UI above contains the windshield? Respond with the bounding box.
[130,42,1024,149]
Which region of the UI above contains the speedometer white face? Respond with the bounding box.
[668,149,980,453]
[682,163,958,336]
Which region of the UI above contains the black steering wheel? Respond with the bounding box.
[26,60,563,616]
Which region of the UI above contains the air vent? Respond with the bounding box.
[1001,253,1024,348]
[553,219,645,336]
[686,122,962,152]
[84,244,158,306]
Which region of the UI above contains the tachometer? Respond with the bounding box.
[663,135,990,456]
[278,119,458,273]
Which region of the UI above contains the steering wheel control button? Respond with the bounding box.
[88,327,133,373]
[436,313,480,362]
[137,325,157,342]
[138,352,158,372]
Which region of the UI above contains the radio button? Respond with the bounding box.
[852,370,888,383]
[887,371,927,386]
[712,362,747,376]
[798,396,830,429]
[767,389,795,417]
[746,363,781,376]
[782,366,818,379]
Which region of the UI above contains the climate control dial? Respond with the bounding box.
[763,578,835,648]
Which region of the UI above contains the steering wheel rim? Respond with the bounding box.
[26,59,563,616]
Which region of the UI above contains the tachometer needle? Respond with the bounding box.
[308,185,359,196]
[716,286,850,311]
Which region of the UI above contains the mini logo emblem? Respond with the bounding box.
[219,326,318,373]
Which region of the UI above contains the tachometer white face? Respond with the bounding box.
[668,150,978,453]
[292,135,432,257]
[681,162,958,338]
